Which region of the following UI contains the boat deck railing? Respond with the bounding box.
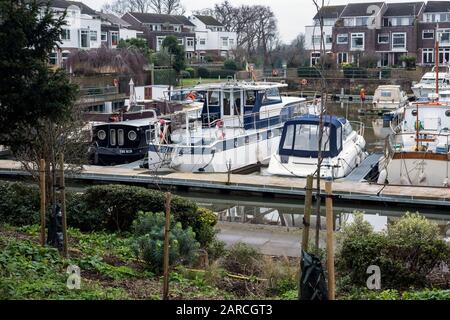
[387,131,450,154]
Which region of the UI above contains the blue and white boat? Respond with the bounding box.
[267,114,367,179]
[146,81,308,173]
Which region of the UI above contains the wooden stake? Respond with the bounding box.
[163,192,172,300]
[59,154,68,258]
[39,159,46,246]
[325,181,335,300]
[302,175,314,251]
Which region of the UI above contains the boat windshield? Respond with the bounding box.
[282,124,330,152]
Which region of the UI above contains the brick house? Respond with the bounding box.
[121,12,196,60]
[418,1,450,66]
[331,2,387,67]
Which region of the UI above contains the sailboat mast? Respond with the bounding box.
[436,39,439,95]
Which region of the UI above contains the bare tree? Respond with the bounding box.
[102,0,184,15]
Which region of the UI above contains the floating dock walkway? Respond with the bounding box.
[0,159,449,209]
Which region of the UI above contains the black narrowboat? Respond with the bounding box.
[89,119,157,166]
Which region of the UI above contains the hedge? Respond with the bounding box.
[0,182,218,247]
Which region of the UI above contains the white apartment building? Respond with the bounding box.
[189,15,237,61]
[304,5,346,66]
[48,0,102,66]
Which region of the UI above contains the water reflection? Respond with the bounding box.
[184,193,450,240]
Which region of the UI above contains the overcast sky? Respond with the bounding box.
[81,0,437,43]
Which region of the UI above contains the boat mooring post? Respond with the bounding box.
[39,159,46,246]
[325,180,335,300]
[59,154,68,258]
[163,192,172,300]
[302,175,314,251]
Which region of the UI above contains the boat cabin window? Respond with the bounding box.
[342,122,353,140]
[223,91,231,116]
[336,126,342,150]
[145,129,154,143]
[110,129,116,146]
[208,91,220,106]
[380,91,392,98]
[262,87,282,105]
[283,124,330,152]
[118,129,124,146]
[245,90,256,106]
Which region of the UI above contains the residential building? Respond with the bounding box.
[121,12,196,59]
[189,15,237,61]
[98,12,144,49]
[304,5,346,65]
[376,2,424,67]
[48,0,102,66]
[332,2,387,66]
[419,1,450,65]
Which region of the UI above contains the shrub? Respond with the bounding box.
[0,182,40,226]
[153,69,177,86]
[204,56,214,63]
[336,212,450,291]
[193,208,218,248]
[262,256,298,296]
[359,54,379,68]
[180,70,191,79]
[223,59,238,71]
[82,185,198,232]
[185,67,196,78]
[132,212,200,273]
[221,243,263,277]
[197,67,210,78]
[207,239,227,262]
[209,69,235,79]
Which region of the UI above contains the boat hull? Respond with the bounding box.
[380,154,450,187]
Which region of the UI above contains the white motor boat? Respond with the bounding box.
[377,99,450,187]
[267,114,367,179]
[412,65,450,98]
[372,85,408,111]
[146,81,309,173]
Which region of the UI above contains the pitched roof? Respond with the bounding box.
[194,15,223,27]
[384,2,424,16]
[98,12,132,28]
[127,12,195,27]
[424,1,450,13]
[341,2,385,17]
[313,5,346,20]
[45,0,97,15]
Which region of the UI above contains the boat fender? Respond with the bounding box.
[377,169,387,185]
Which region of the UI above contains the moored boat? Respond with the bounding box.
[267,114,367,179]
[146,81,309,173]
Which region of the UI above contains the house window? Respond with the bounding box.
[422,48,434,64]
[101,32,107,42]
[49,52,58,65]
[111,31,118,46]
[229,39,235,46]
[392,33,406,50]
[90,30,97,42]
[311,52,321,66]
[80,30,89,48]
[343,18,354,27]
[61,51,70,67]
[174,26,181,32]
[199,38,206,45]
[186,38,194,47]
[439,48,450,64]
[336,34,348,44]
[423,30,434,40]
[378,34,389,44]
[61,29,70,41]
[380,52,389,67]
[312,35,321,46]
[326,35,332,44]
[383,17,414,27]
[177,38,184,45]
[221,37,228,47]
[355,17,369,26]
[438,30,450,43]
[351,33,364,50]
[157,37,165,47]
[337,52,348,64]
